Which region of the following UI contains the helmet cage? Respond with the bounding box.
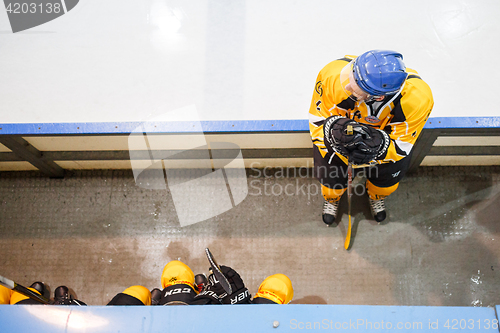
[340,61,381,103]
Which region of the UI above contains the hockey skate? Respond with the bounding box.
[322,199,339,226]
[369,197,386,223]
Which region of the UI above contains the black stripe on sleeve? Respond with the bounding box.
[337,98,356,111]
[390,104,407,123]
[337,57,352,62]
[312,120,325,127]
[407,74,421,80]
[388,95,406,123]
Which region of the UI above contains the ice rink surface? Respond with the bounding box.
[0,166,498,306]
[1,0,500,123]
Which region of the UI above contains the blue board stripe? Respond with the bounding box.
[0,120,307,135]
[0,117,499,135]
[425,117,500,129]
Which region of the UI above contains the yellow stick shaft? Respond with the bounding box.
[343,124,354,250]
[344,215,352,249]
[345,160,353,250]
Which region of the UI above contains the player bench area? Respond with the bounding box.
[0,117,499,175]
[1,117,500,333]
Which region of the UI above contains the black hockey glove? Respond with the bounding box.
[324,116,390,164]
[191,266,251,305]
[323,116,364,158]
[349,124,390,164]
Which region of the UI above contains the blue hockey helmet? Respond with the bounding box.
[352,50,408,96]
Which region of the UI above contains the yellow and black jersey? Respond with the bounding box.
[0,285,12,304]
[9,287,41,305]
[309,55,434,164]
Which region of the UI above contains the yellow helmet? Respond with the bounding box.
[0,285,12,304]
[254,274,293,304]
[161,260,195,290]
[122,285,152,306]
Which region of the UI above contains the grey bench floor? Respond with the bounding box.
[1,166,499,306]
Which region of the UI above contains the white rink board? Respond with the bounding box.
[1,0,499,124]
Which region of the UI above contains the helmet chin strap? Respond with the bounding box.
[363,95,378,103]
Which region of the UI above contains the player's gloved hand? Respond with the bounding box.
[323,116,364,157]
[219,265,251,304]
[192,266,251,305]
[160,283,197,305]
[349,124,390,164]
[324,116,390,164]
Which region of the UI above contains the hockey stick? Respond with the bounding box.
[0,274,50,304]
[205,248,232,295]
[344,125,354,250]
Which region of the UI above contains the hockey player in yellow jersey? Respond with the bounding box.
[309,50,433,224]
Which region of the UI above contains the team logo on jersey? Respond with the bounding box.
[315,81,323,97]
[315,100,321,111]
[364,115,380,123]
